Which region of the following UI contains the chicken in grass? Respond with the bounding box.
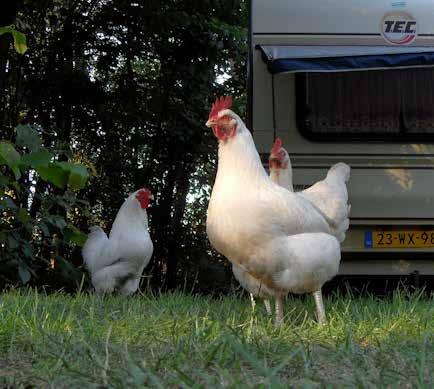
[233,137,351,321]
[82,188,154,295]
[270,137,351,320]
[205,96,349,325]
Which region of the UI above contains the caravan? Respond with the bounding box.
[249,0,434,275]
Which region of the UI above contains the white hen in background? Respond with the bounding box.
[206,96,347,325]
[268,137,293,192]
[82,188,154,295]
[233,138,351,320]
[269,137,351,243]
[269,137,351,321]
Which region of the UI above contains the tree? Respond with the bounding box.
[0,0,248,292]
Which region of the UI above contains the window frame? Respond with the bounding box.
[295,70,434,143]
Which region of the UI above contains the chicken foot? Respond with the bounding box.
[313,289,327,324]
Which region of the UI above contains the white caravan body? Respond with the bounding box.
[250,0,434,275]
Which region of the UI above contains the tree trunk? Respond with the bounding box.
[0,35,11,133]
[148,160,179,287]
[164,163,192,289]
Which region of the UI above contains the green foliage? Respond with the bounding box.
[1,0,248,291]
[16,124,42,151]
[0,25,27,54]
[0,142,21,179]
[0,125,90,287]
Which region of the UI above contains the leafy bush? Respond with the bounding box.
[0,125,90,289]
[0,24,27,54]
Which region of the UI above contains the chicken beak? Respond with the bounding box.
[149,193,154,200]
[205,119,216,128]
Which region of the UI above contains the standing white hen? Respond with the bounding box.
[206,96,342,325]
[232,138,351,322]
[269,137,351,321]
[82,188,154,295]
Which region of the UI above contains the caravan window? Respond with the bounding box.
[296,67,434,140]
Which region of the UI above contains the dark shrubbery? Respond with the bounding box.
[0,124,89,289]
[0,1,248,293]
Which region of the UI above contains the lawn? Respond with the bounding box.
[0,288,433,388]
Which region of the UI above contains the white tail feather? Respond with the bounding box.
[82,226,110,274]
[327,162,351,182]
[300,163,351,242]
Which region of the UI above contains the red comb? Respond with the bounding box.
[208,96,233,119]
[271,137,282,155]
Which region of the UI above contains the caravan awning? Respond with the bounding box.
[258,45,434,74]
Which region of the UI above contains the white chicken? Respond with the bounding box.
[268,137,293,192]
[82,188,154,295]
[271,137,351,321]
[232,137,351,321]
[205,96,350,325]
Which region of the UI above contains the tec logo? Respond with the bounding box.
[381,12,417,45]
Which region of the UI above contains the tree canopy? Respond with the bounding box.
[0,0,248,292]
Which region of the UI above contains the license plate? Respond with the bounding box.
[365,230,434,248]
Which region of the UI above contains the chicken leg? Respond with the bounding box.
[250,293,272,316]
[264,299,272,315]
[313,289,327,324]
[249,293,256,310]
[275,296,284,325]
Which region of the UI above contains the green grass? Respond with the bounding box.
[0,288,433,388]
